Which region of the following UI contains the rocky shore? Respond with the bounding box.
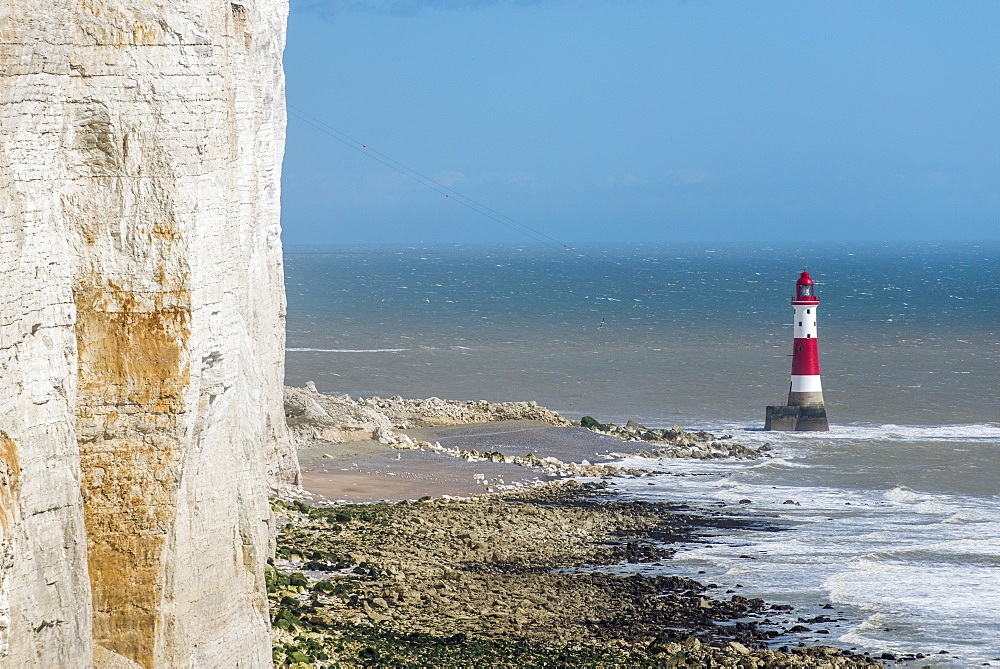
[268,481,884,668]
[581,415,773,460]
[285,385,769,468]
[284,383,569,447]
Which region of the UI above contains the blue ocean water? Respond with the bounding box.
[284,242,999,665]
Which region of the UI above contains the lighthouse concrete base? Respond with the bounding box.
[764,405,829,431]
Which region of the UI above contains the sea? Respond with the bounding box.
[283,242,999,666]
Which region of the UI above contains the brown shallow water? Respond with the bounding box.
[404,422,633,462]
[297,421,593,502]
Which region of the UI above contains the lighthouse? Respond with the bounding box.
[764,271,830,431]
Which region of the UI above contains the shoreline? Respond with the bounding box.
[290,391,770,504]
[269,481,884,667]
[278,389,929,665]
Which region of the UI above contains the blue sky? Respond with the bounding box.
[281,1,1000,245]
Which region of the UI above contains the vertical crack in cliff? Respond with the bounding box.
[0,433,22,547]
[74,285,190,668]
[0,432,21,657]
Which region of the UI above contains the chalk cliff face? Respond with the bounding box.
[0,0,294,665]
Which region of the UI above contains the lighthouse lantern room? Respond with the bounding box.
[764,271,830,431]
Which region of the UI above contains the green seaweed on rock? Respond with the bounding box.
[267,488,882,668]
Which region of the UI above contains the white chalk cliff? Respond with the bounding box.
[0,0,295,665]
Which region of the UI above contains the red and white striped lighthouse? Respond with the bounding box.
[765,271,830,431]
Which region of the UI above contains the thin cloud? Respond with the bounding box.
[436,170,468,187]
[436,170,537,187]
[600,170,713,189]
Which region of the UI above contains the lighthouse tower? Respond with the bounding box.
[764,271,830,431]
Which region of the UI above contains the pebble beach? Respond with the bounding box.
[269,392,911,667]
[271,478,885,667]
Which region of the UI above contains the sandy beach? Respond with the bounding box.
[296,419,629,502]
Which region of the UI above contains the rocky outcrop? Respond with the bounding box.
[362,394,572,429]
[582,417,772,460]
[285,383,398,446]
[0,0,293,665]
[284,383,570,447]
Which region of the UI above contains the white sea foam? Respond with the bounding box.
[825,556,1000,618]
[836,614,899,652]
[919,537,1000,563]
[709,422,1000,446]
[942,510,995,524]
[749,457,810,469]
[884,486,926,504]
[610,460,1000,664]
[882,486,959,514]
